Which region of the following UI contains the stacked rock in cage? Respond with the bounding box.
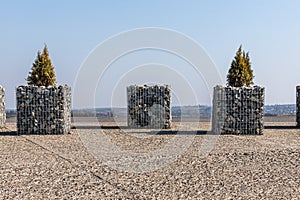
[127,85,171,129]
[296,86,300,126]
[16,85,71,134]
[212,85,265,135]
[0,86,5,128]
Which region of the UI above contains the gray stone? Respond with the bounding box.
[0,86,5,128]
[212,85,264,135]
[16,85,71,134]
[296,86,300,126]
[127,85,171,129]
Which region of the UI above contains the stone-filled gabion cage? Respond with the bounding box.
[212,85,265,135]
[0,86,5,128]
[296,86,300,126]
[127,85,171,129]
[16,85,71,134]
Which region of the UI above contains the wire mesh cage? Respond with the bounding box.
[212,85,264,135]
[0,86,5,128]
[16,85,71,134]
[296,86,300,126]
[127,85,171,129]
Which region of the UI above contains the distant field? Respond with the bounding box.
[5,115,297,124]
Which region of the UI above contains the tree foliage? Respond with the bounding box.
[27,45,56,87]
[227,45,254,87]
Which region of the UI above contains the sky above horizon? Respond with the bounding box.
[1,1,300,109]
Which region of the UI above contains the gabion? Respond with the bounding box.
[296,86,300,126]
[127,85,171,129]
[16,85,71,134]
[0,86,5,128]
[212,85,264,135]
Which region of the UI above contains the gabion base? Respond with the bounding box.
[212,85,264,135]
[296,86,300,126]
[127,85,171,129]
[0,86,5,128]
[16,85,71,134]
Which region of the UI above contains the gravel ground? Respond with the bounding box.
[0,120,299,199]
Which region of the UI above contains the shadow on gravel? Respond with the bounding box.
[0,131,18,136]
[72,126,101,129]
[78,126,217,135]
[101,126,132,129]
[149,130,216,135]
[264,125,300,129]
[73,125,129,130]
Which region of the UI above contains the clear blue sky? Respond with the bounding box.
[0,1,300,109]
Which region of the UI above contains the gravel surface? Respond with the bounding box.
[0,120,299,199]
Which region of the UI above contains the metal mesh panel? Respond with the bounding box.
[127,85,171,129]
[0,86,5,128]
[212,85,264,135]
[296,86,300,126]
[16,85,71,134]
